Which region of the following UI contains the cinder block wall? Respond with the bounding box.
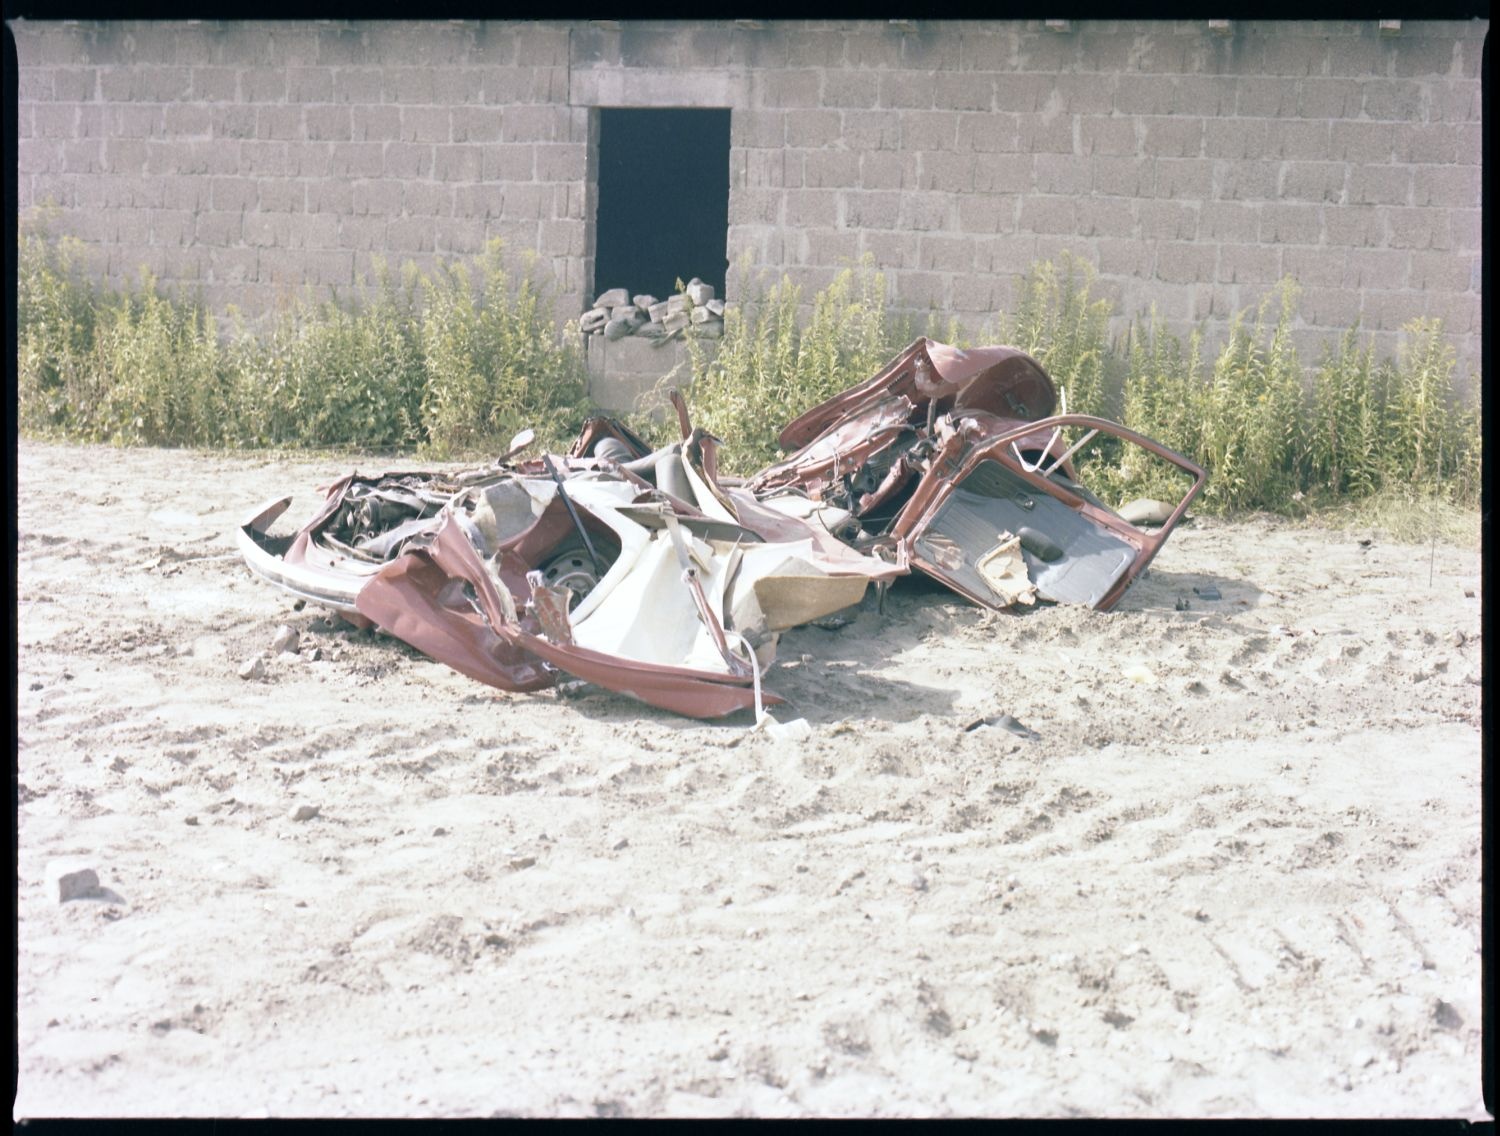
[15,18,1485,379]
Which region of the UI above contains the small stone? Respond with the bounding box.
[594,287,629,308]
[686,280,714,306]
[185,816,199,827]
[238,655,266,681]
[306,646,323,662]
[28,681,42,692]
[291,804,320,822]
[508,855,537,870]
[706,298,726,316]
[1449,629,1466,647]
[271,625,300,655]
[708,1046,729,1061]
[603,317,634,341]
[58,868,101,903]
[432,827,448,837]
[612,838,629,851]
[579,308,608,333]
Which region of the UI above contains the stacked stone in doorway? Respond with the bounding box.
[580,278,725,342]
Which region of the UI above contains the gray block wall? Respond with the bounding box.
[15,18,1485,384]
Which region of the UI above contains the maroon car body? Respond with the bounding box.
[238,337,1205,717]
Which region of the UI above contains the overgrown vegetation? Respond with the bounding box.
[18,218,1480,520]
[19,223,588,456]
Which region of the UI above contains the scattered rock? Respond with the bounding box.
[1119,498,1174,526]
[271,625,300,655]
[765,717,812,742]
[1449,629,1466,648]
[594,287,630,309]
[707,298,726,316]
[612,838,629,851]
[508,855,537,871]
[432,827,448,837]
[290,804,320,822]
[603,317,634,341]
[662,311,691,334]
[58,868,101,903]
[580,308,608,334]
[1432,1000,1463,1030]
[686,279,714,306]
[632,293,657,309]
[185,816,199,827]
[238,655,267,681]
[667,294,692,315]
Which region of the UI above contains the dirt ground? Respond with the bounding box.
[13,438,1487,1119]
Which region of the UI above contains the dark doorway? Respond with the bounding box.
[593,108,731,303]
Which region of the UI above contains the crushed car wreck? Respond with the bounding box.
[238,338,1206,718]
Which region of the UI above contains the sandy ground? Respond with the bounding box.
[13,438,1487,1119]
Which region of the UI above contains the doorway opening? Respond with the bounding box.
[592,108,731,303]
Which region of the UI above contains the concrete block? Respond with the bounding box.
[1342,248,1410,289]
[762,69,821,109]
[306,105,352,142]
[1347,165,1411,207]
[1096,238,1152,278]
[1387,207,1451,250]
[1235,77,1299,117]
[822,72,879,110]
[958,30,1018,72]
[1054,73,1117,116]
[933,73,995,112]
[833,111,894,155]
[1137,200,1198,241]
[1272,120,1333,161]
[404,180,453,218]
[1411,165,1481,208]
[1363,80,1424,121]
[1449,207,1479,249]
[481,145,534,183]
[52,68,99,102]
[1325,205,1386,249]
[1217,245,1280,285]
[663,311,691,333]
[919,151,975,193]
[1019,196,1077,235]
[449,106,503,145]
[686,280,714,305]
[845,190,901,231]
[1280,162,1347,204]
[1114,74,1176,116]
[1279,246,1345,288]
[896,270,947,312]
[901,110,961,152]
[1092,156,1154,198]
[1362,289,1424,332]
[1075,197,1134,239]
[1167,76,1235,118]
[646,300,670,322]
[994,74,1055,116]
[666,294,691,315]
[785,189,838,227]
[1080,117,1138,157]
[1297,77,1362,120]
[1299,286,1362,329]
[1032,153,1089,196]
[899,193,952,233]
[1142,117,1203,159]
[955,111,1019,153]
[956,194,1013,235]
[1216,160,1277,202]
[786,109,841,149]
[804,150,861,189]
[1258,203,1322,246]
[1200,202,1259,243]
[878,72,935,110]
[1329,121,1397,164]
[730,109,786,149]
[974,153,1032,195]
[918,234,973,274]
[1018,115,1074,155]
